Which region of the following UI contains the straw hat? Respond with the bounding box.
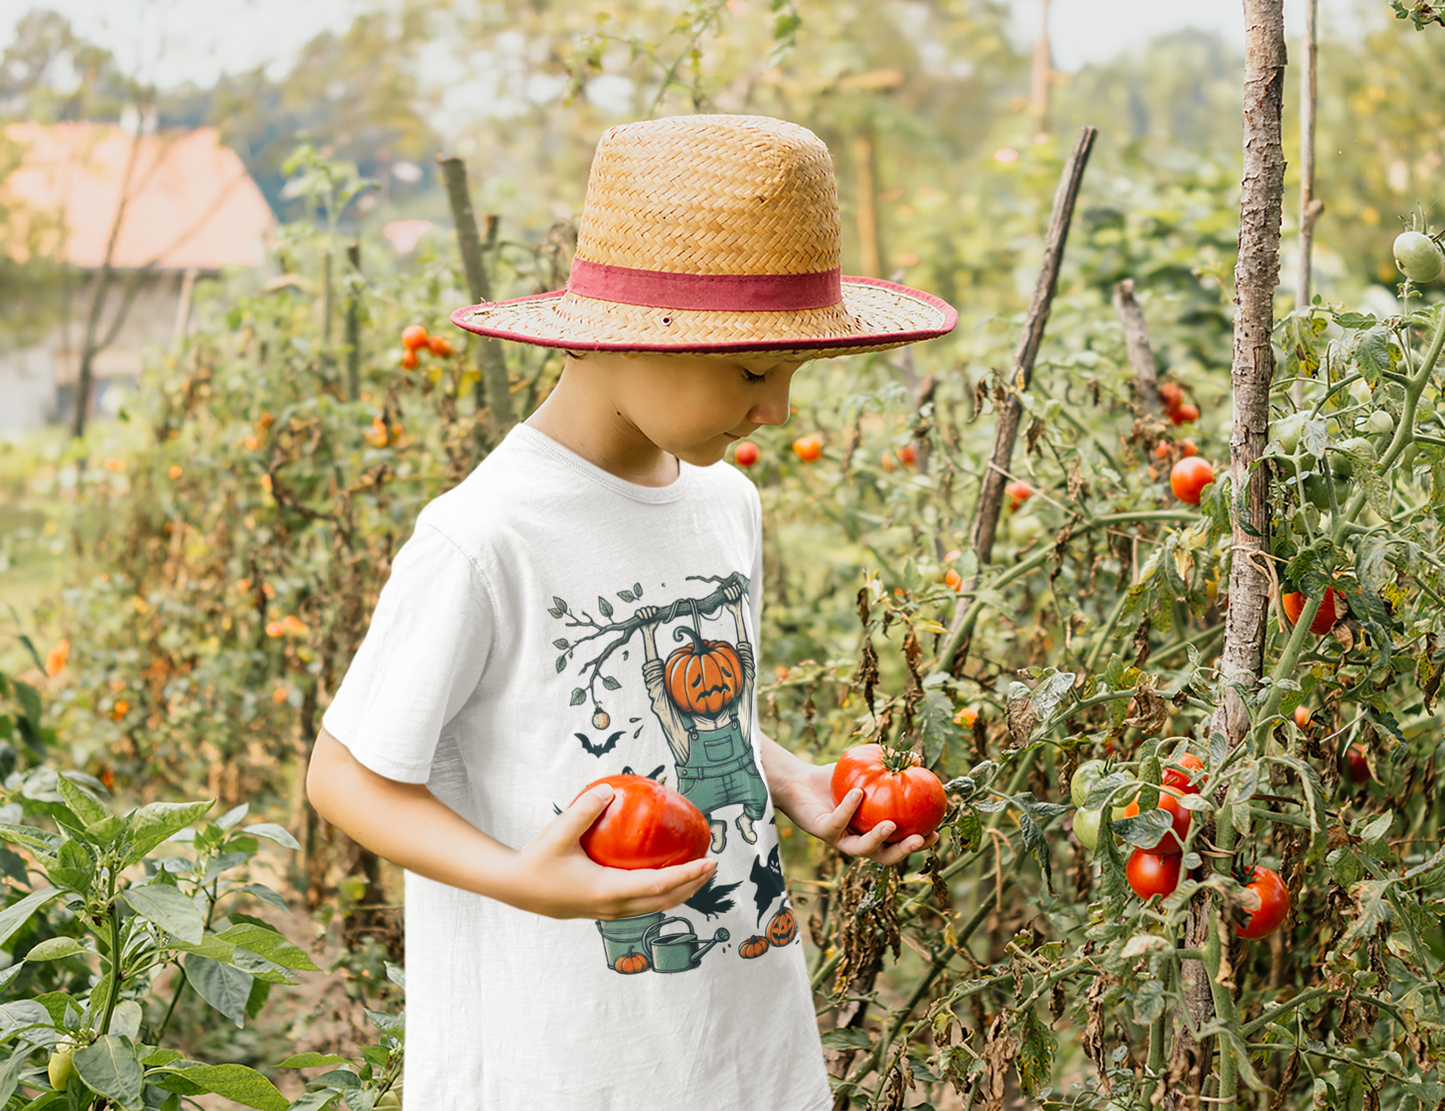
[450,115,956,359]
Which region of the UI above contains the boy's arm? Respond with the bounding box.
[758,731,937,866]
[307,727,715,920]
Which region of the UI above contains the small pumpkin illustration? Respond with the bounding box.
[614,947,649,974]
[664,624,743,715]
[739,935,770,959]
[592,708,611,729]
[766,905,797,947]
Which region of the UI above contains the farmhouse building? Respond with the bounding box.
[0,120,274,431]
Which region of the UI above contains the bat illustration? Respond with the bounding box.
[749,844,787,924]
[575,731,623,757]
[685,876,741,919]
[621,765,667,781]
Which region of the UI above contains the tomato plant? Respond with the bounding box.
[830,743,947,842]
[575,774,711,869]
[1161,751,1205,794]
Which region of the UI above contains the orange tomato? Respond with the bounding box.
[792,434,824,462]
[401,349,420,370]
[1281,588,1338,636]
[402,324,429,351]
[427,335,455,358]
[1293,705,1311,729]
[1005,480,1033,512]
[943,568,963,591]
[1171,403,1200,426]
[1169,457,1214,505]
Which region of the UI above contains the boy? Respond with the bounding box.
[307,114,956,1110]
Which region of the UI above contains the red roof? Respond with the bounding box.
[3,121,274,270]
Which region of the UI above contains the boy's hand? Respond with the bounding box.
[776,760,938,867]
[507,784,717,920]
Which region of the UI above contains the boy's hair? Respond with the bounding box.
[452,114,956,360]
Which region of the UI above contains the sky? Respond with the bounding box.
[2,0,1389,91]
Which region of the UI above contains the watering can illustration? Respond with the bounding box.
[597,911,730,974]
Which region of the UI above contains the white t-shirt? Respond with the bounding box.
[323,424,832,1111]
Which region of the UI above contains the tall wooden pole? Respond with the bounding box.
[1296,0,1321,308]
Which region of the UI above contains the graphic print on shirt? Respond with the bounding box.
[550,570,794,974]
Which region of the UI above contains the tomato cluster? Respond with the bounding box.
[1159,381,1198,426]
[399,323,456,370]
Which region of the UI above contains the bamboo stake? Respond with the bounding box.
[1113,278,1162,416]
[1165,4,1288,1105]
[945,126,1097,669]
[1296,0,1322,310]
[438,154,515,440]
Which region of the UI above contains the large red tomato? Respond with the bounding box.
[574,775,710,870]
[1237,865,1290,939]
[1126,848,1182,899]
[1281,588,1338,636]
[830,743,947,842]
[1170,457,1215,505]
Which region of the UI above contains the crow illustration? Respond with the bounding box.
[685,876,741,919]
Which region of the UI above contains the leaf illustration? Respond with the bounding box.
[570,688,587,706]
[599,596,614,618]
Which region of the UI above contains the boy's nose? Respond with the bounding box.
[747,374,796,427]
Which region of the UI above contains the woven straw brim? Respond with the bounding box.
[450,276,957,360]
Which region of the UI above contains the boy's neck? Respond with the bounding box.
[526,372,680,489]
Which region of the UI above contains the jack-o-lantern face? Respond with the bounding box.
[766,906,797,947]
[664,628,743,715]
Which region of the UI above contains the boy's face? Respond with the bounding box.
[582,351,806,468]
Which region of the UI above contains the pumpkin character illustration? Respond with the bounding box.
[766,905,798,947]
[639,578,766,853]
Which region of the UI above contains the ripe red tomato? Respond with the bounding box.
[427,335,455,358]
[1170,403,1200,426]
[897,444,916,466]
[1179,439,1197,457]
[733,441,760,468]
[574,775,710,870]
[792,434,824,462]
[1345,742,1370,784]
[1005,480,1033,512]
[1281,588,1338,635]
[830,743,947,843]
[1126,848,1181,899]
[1161,752,1205,795]
[1119,790,1190,853]
[1159,382,1184,414]
[1170,457,1215,505]
[1237,865,1290,939]
[401,324,429,351]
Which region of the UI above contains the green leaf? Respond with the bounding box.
[56,776,109,828]
[1011,805,1054,893]
[123,800,215,867]
[278,1054,353,1069]
[819,1027,872,1050]
[569,688,586,706]
[601,676,621,690]
[25,936,87,961]
[236,883,292,914]
[0,887,63,948]
[119,883,204,944]
[286,1092,343,1110]
[184,954,255,1027]
[215,923,321,971]
[158,1065,288,1111]
[0,822,63,856]
[73,1035,145,1108]
[915,689,962,770]
[241,823,301,851]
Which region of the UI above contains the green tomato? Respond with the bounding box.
[1073,807,1101,851]
[1330,436,1377,479]
[1272,411,1308,454]
[1362,410,1394,438]
[48,1045,75,1092]
[1394,231,1444,283]
[1347,378,1373,409]
[1007,514,1046,545]
[1071,760,1107,807]
[1302,472,1334,511]
[377,1092,402,1110]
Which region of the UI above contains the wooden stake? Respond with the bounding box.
[1113,278,1161,416]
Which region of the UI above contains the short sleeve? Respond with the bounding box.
[321,522,495,784]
